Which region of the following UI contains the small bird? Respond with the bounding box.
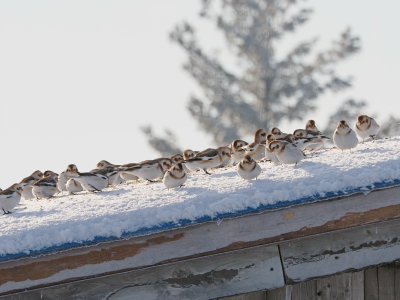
[237,155,261,180]
[293,129,329,151]
[183,149,200,172]
[231,139,248,165]
[271,127,286,139]
[265,134,280,163]
[355,114,380,142]
[58,164,82,192]
[245,129,267,161]
[19,170,43,200]
[155,158,173,173]
[333,120,359,150]
[184,147,231,175]
[119,159,165,182]
[32,171,59,199]
[0,183,23,214]
[269,140,305,165]
[170,154,184,165]
[305,120,319,132]
[95,160,127,185]
[66,166,108,192]
[163,163,187,189]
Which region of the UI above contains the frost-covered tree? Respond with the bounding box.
[143,0,362,154]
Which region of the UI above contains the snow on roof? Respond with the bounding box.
[1,137,400,261]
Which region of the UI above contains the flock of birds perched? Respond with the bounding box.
[0,114,380,215]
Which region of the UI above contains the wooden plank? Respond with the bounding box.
[395,261,400,300]
[3,186,400,295]
[280,219,400,283]
[378,264,395,300]
[218,290,266,300]
[351,271,364,300]
[291,281,316,300]
[266,286,286,300]
[365,267,378,300]
[316,273,351,300]
[0,245,284,300]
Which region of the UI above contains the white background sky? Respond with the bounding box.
[0,0,399,188]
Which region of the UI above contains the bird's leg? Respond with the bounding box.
[203,169,211,175]
[2,208,7,215]
[179,184,185,188]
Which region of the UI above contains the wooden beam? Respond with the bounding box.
[280,219,400,283]
[2,186,400,294]
[0,245,283,300]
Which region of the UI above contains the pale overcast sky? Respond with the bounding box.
[0,0,399,188]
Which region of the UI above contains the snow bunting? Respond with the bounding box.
[231,139,248,165]
[97,160,119,169]
[265,134,280,163]
[32,171,59,199]
[0,183,23,214]
[237,155,261,180]
[95,160,127,185]
[293,129,329,151]
[245,142,266,161]
[269,140,305,165]
[184,147,231,175]
[66,166,108,192]
[333,120,358,150]
[271,127,286,139]
[355,114,380,142]
[170,154,184,165]
[19,170,43,200]
[163,163,187,189]
[305,120,319,132]
[333,120,359,150]
[119,159,165,182]
[58,164,82,192]
[244,129,268,161]
[183,149,200,172]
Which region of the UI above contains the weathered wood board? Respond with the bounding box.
[280,219,400,283]
[0,245,284,300]
[2,186,400,295]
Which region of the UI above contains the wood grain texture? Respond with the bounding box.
[2,186,400,295]
[266,286,286,300]
[378,264,395,300]
[280,219,400,283]
[0,245,283,300]
[291,281,316,300]
[316,273,351,300]
[365,267,378,300]
[350,271,364,300]
[395,261,400,300]
[218,290,266,300]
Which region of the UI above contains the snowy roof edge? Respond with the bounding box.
[2,178,400,263]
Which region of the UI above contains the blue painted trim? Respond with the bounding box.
[2,178,400,262]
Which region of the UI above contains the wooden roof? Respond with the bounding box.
[1,184,400,298]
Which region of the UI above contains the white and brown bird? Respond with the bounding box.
[19,170,43,200]
[184,147,231,175]
[66,166,108,192]
[237,155,261,180]
[170,154,184,165]
[32,171,59,199]
[163,163,187,189]
[245,129,267,161]
[265,134,280,163]
[305,120,319,132]
[293,129,329,151]
[58,164,82,193]
[119,159,166,182]
[230,139,248,165]
[270,127,286,139]
[269,140,305,165]
[333,120,359,150]
[0,183,23,214]
[183,149,200,173]
[355,114,380,142]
